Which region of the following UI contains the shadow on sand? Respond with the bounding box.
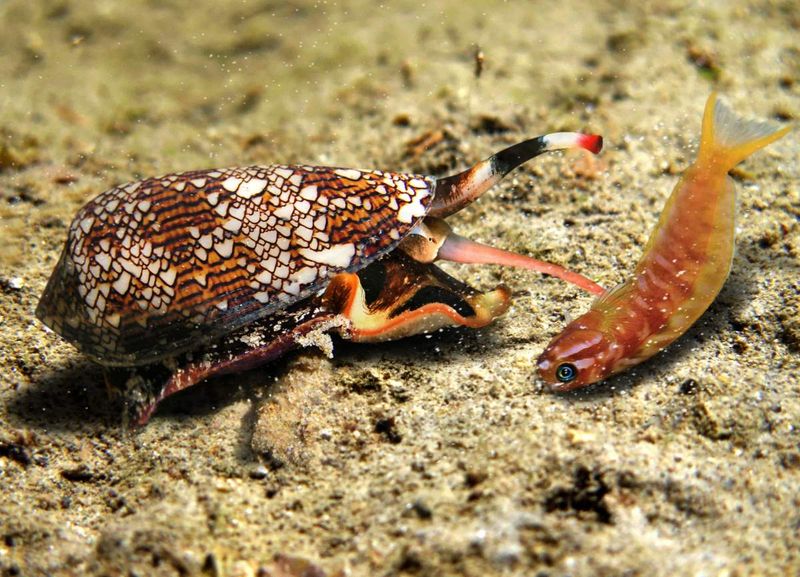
[6,356,284,433]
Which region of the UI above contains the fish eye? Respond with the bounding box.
[556,363,578,383]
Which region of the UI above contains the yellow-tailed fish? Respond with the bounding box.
[538,93,792,390]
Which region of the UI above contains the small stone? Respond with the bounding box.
[249,465,269,480]
[0,276,24,292]
[566,429,597,444]
[679,378,699,395]
[464,469,488,488]
[0,442,31,467]
[406,500,432,520]
[374,416,402,444]
[60,465,96,483]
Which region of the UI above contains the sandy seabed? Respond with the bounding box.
[1,1,798,576]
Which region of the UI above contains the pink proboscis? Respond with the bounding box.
[437,233,605,296]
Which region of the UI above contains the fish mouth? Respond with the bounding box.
[534,357,554,386]
[542,377,582,393]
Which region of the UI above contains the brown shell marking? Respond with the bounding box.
[37,165,434,366]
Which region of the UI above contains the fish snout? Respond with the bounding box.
[536,329,611,391]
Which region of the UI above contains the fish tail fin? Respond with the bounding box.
[698,92,791,170]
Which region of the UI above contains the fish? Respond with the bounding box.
[537,93,792,390]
